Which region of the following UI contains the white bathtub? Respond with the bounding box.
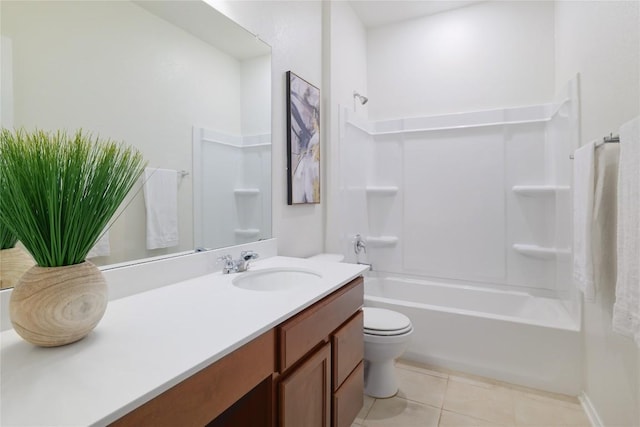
[364,275,581,395]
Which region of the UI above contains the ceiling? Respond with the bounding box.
[134,1,270,60]
[348,0,485,28]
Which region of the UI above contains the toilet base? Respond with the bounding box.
[364,359,398,398]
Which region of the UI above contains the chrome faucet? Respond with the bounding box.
[217,251,260,274]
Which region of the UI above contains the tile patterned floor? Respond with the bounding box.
[352,360,591,427]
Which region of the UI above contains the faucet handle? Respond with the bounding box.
[240,250,259,261]
[217,254,233,264]
[354,234,367,254]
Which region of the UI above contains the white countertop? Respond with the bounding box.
[0,256,368,426]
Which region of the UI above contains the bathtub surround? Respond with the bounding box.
[192,127,272,249]
[340,93,578,298]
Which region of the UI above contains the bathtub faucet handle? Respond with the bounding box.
[354,234,367,255]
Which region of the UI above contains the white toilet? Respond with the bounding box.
[363,307,413,398]
[307,254,413,398]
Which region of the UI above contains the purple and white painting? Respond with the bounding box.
[287,71,320,205]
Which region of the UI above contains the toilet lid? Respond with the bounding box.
[363,307,412,335]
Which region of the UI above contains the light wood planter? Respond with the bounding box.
[9,261,108,347]
[0,247,35,290]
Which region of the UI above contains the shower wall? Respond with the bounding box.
[340,77,579,298]
[366,1,555,120]
[193,128,271,250]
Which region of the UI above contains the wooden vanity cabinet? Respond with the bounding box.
[111,329,276,427]
[276,277,364,427]
[111,276,364,427]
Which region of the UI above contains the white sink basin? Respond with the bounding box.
[232,267,323,291]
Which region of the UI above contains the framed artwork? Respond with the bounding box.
[286,71,320,205]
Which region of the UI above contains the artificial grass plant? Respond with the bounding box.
[0,128,146,267]
[0,157,19,250]
[0,222,18,250]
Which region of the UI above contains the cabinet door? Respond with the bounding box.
[279,343,331,427]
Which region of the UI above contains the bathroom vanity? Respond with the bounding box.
[0,256,367,427]
[113,276,363,427]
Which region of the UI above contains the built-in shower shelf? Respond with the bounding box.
[366,236,399,247]
[234,228,260,237]
[512,185,570,196]
[513,244,570,260]
[366,186,399,196]
[234,188,260,196]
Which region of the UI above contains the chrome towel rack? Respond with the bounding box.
[569,134,619,159]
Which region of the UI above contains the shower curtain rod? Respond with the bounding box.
[569,134,620,159]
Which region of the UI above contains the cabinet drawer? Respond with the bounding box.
[332,361,364,427]
[278,277,363,372]
[332,310,363,391]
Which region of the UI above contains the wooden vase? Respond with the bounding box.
[9,261,108,347]
[0,247,36,290]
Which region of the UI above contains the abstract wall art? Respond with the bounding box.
[286,71,320,205]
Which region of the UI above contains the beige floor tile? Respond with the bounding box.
[439,409,515,427]
[363,396,441,427]
[396,359,449,379]
[443,377,515,425]
[396,366,449,407]
[355,395,376,424]
[514,392,590,426]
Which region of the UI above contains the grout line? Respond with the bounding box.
[361,397,376,422]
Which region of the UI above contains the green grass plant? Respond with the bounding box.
[0,163,19,249]
[0,128,146,267]
[0,222,18,250]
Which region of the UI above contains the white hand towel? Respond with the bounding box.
[612,117,640,345]
[573,141,596,300]
[143,168,179,250]
[87,230,110,258]
[592,143,619,297]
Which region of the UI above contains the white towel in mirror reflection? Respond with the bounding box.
[144,168,179,250]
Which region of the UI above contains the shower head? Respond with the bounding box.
[353,92,369,105]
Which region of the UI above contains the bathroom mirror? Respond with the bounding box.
[0,0,272,274]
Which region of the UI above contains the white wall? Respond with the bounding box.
[366,1,555,120]
[2,1,247,265]
[324,1,369,256]
[555,1,640,425]
[207,0,324,257]
[241,54,272,136]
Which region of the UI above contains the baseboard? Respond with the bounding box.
[579,391,603,427]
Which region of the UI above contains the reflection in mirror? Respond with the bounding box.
[0,0,272,275]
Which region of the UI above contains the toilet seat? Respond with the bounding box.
[363,307,413,336]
